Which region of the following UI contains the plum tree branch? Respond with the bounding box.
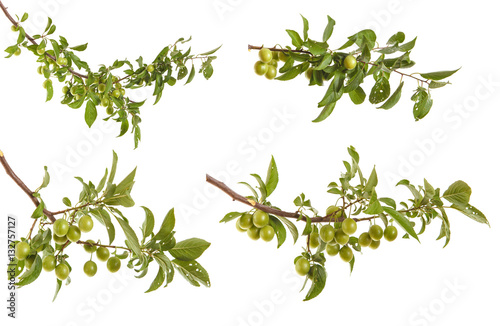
[206,174,374,223]
[247,44,430,85]
[0,150,56,222]
[0,0,88,79]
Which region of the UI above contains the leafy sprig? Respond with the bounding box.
[249,15,459,122]
[208,146,488,300]
[1,150,210,300]
[1,2,221,148]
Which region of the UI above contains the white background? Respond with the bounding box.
[1,0,499,325]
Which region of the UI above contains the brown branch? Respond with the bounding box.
[0,150,56,222]
[248,44,430,85]
[206,174,372,223]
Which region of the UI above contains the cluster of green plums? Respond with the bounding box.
[81,240,122,277]
[294,205,398,277]
[235,210,275,242]
[60,75,125,115]
[14,214,122,282]
[253,48,287,80]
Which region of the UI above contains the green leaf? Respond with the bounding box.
[185,64,196,85]
[396,179,422,202]
[436,207,451,247]
[39,166,50,189]
[84,101,97,127]
[17,255,42,287]
[312,102,336,123]
[21,13,29,22]
[377,82,404,110]
[172,259,210,287]
[115,216,143,260]
[115,168,136,194]
[141,206,155,240]
[369,76,390,104]
[276,215,299,244]
[304,265,327,301]
[276,65,302,81]
[387,32,405,45]
[301,15,309,41]
[265,156,279,197]
[343,68,363,93]
[302,215,312,236]
[53,279,62,302]
[450,204,489,226]
[250,173,267,200]
[349,86,366,105]
[383,207,420,241]
[199,44,222,56]
[442,181,471,206]
[349,255,355,274]
[154,253,175,285]
[45,81,53,102]
[412,88,433,121]
[90,208,115,244]
[169,238,211,261]
[268,216,287,248]
[306,40,328,56]
[62,197,71,207]
[429,81,450,89]
[365,166,378,193]
[108,151,118,185]
[50,39,60,58]
[398,37,417,52]
[44,17,52,33]
[323,16,335,42]
[219,212,243,223]
[286,29,304,48]
[364,191,383,214]
[347,146,360,164]
[145,267,165,293]
[96,168,108,193]
[314,53,332,71]
[238,182,259,199]
[70,43,88,51]
[152,208,175,242]
[104,193,135,207]
[379,197,396,209]
[31,201,45,219]
[424,179,435,199]
[419,68,460,81]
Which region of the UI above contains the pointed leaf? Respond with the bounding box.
[383,207,420,241]
[323,16,336,42]
[419,68,460,81]
[169,238,210,261]
[377,82,404,110]
[265,156,279,197]
[442,181,471,206]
